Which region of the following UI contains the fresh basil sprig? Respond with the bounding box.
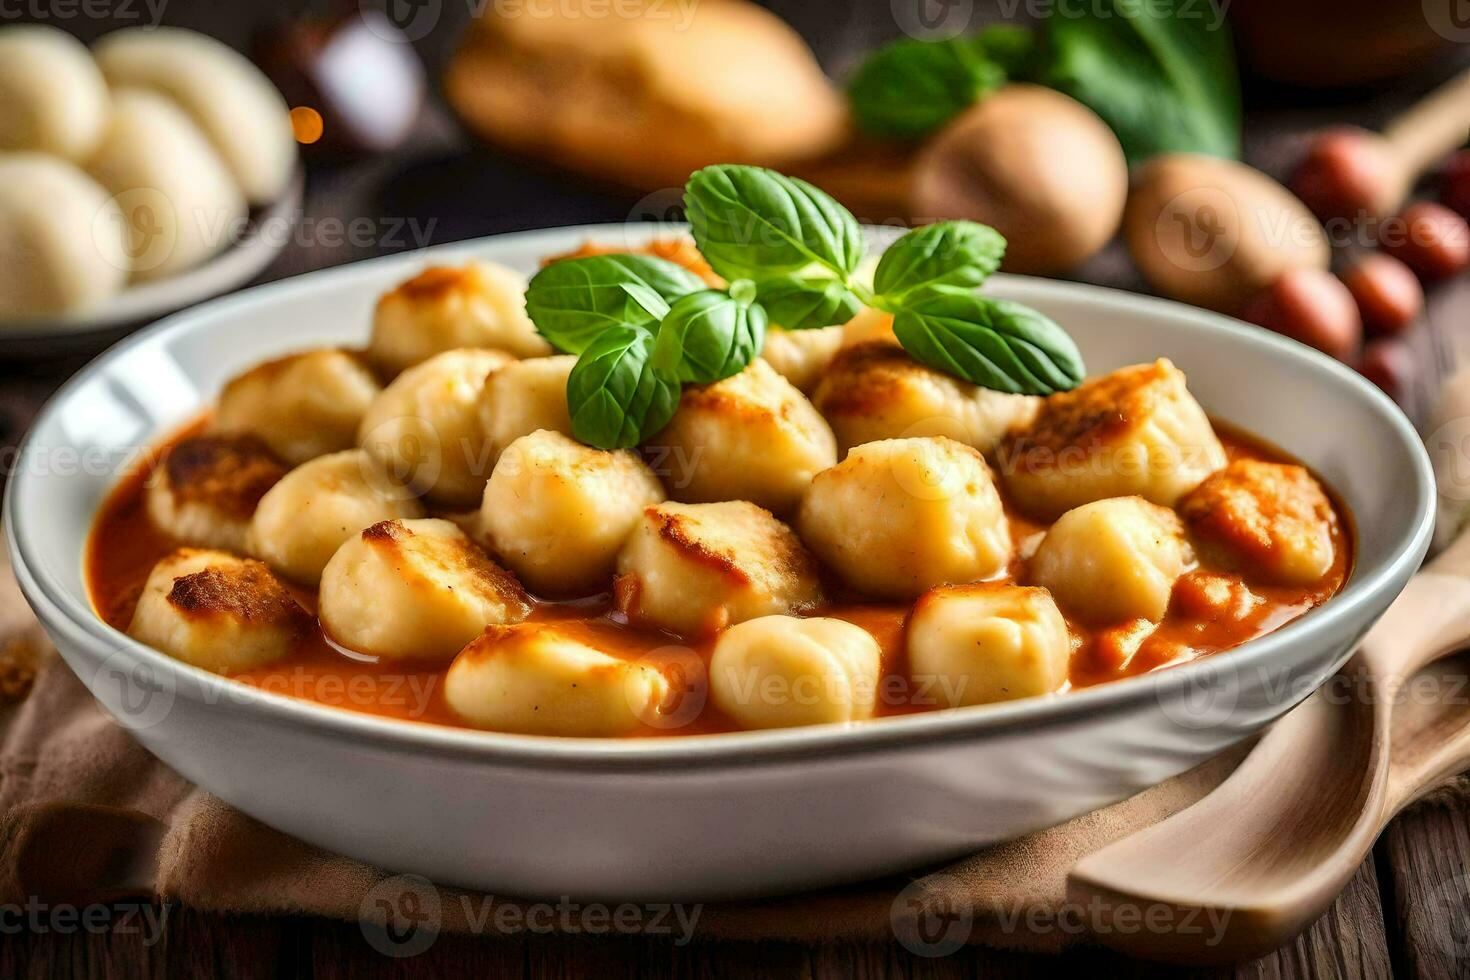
[524,164,1085,450]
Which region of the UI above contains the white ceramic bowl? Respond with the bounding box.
[5,224,1435,902]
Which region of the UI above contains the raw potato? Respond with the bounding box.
[644,358,837,515]
[0,155,130,319]
[1126,153,1330,314]
[88,88,246,280]
[907,583,1070,707]
[445,624,669,736]
[709,615,881,729]
[813,342,1041,455]
[910,85,1128,275]
[216,348,382,465]
[128,548,309,673]
[443,0,846,190]
[318,518,531,662]
[616,500,822,637]
[249,450,425,585]
[477,355,575,464]
[759,325,844,393]
[1000,359,1227,520]
[0,25,109,160]
[370,262,549,375]
[93,27,296,204]
[146,434,286,552]
[481,430,666,596]
[1180,460,1337,586]
[797,437,1011,600]
[1029,497,1194,624]
[358,348,514,509]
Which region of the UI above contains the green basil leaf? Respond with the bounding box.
[526,254,705,354]
[1042,0,1240,163]
[847,34,1007,140]
[976,24,1038,78]
[685,165,863,281]
[566,325,681,449]
[754,275,862,331]
[652,289,767,384]
[892,288,1084,395]
[873,221,1007,301]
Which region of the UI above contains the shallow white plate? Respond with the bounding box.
[5,223,1435,901]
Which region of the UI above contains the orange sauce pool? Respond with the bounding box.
[86,420,1353,736]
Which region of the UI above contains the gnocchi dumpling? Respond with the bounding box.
[476,354,575,464]
[644,358,837,515]
[709,615,881,729]
[907,583,1070,707]
[813,342,1041,455]
[128,549,309,673]
[370,262,550,375]
[481,430,665,596]
[318,518,531,662]
[248,450,425,585]
[999,359,1227,519]
[445,624,670,736]
[215,348,382,466]
[0,25,109,160]
[759,325,844,393]
[1181,460,1337,586]
[1029,496,1194,623]
[358,347,514,509]
[146,435,286,552]
[797,437,1011,599]
[616,500,822,637]
[87,88,246,280]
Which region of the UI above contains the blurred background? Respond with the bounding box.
[2,0,1470,431]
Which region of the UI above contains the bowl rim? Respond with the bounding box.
[5,222,1437,772]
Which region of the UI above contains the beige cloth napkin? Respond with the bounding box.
[0,544,1259,954]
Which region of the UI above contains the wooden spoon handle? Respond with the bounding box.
[1384,655,1470,816]
[1360,529,1470,683]
[1383,68,1470,184]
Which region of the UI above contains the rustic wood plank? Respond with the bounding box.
[1381,794,1470,980]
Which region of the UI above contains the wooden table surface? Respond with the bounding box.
[3,39,1470,980]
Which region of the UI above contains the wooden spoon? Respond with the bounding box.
[1067,529,1470,964]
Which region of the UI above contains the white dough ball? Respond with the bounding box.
[644,358,837,515]
[1001,359,1226,520]
[481,430,665,596]
[908,583,1071,707]
[616,500,822,637]
[249,450,425,585]
[0,25,109,160]
[87,88,247,280]
[93,27,296,204]
[710,615,881,729]
[813,341,1040,455]
[797,436,1011,599]
[128,548,309,673]
[445,624,670,736]
[759,324,844,393]
[1029,496,1194,623]
[370,262,550,375]
[318,518,530,662]
[0,154,130,319]
[358,347,514,509]
[216,348,382,466]
[145,434,286,552]
[477,354,575,464]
